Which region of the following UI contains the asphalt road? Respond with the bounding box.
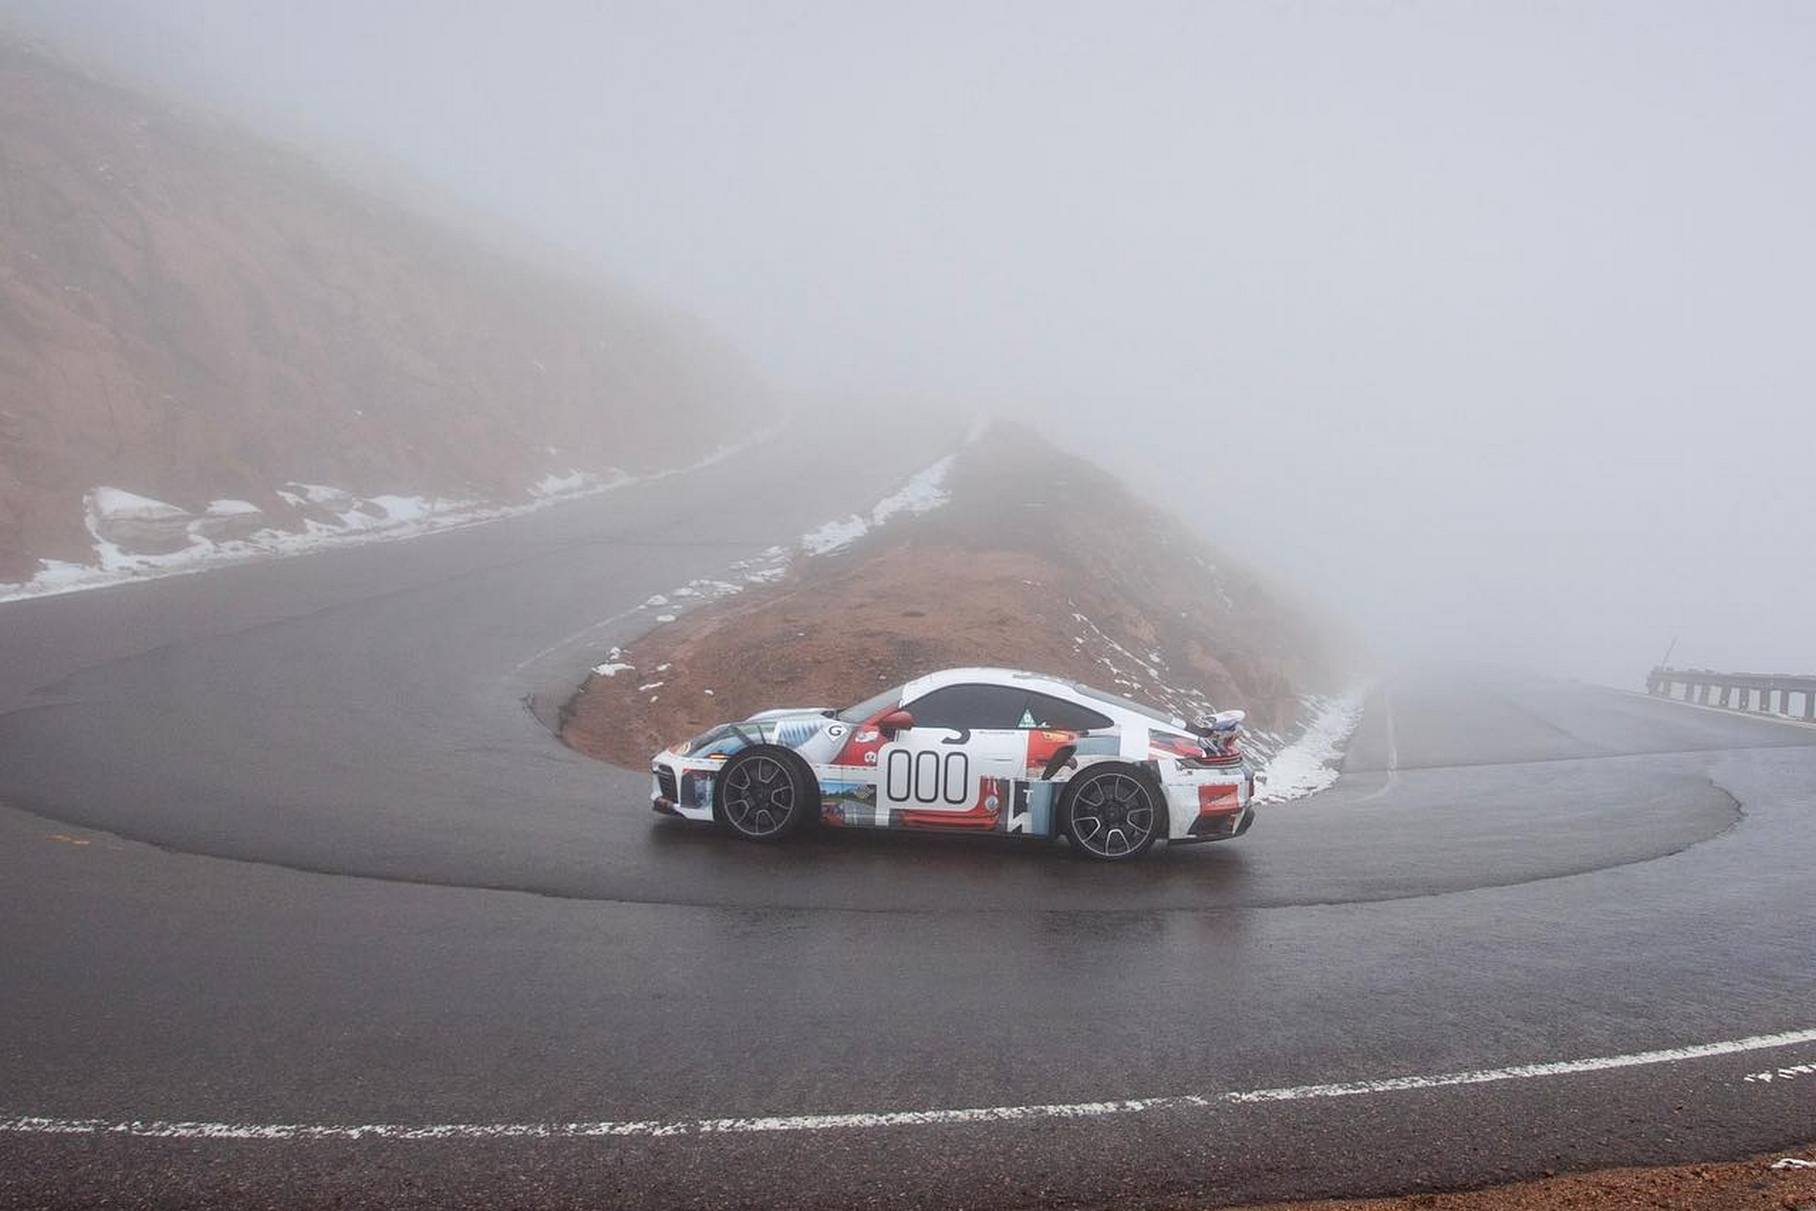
[2,440,1813,1208]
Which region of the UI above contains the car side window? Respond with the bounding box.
[906,684,1029,731]
[1020,691,1112,731]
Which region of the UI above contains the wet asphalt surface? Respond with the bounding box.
[1,441,1813,1208]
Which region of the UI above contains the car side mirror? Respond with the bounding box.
[877,709,915,738]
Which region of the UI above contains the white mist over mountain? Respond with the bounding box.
[14,1,1813,685]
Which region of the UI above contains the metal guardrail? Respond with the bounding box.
[1646,666,1816,720]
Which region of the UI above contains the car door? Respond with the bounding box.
[879,684,1027,825]
[1005,690,1117,833]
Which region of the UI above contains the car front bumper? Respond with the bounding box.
[650,753,718,822]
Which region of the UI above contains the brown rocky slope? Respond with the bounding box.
[0,39,760,581]
[561,425,1345,767]
[1239,1144,1816,1210]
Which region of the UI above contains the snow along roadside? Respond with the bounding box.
[798,453,956,556]
[1253,688,1368,804]
[601,447,967,646]
[0,444,749,605]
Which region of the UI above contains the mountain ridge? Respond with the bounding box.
[0,38,763,581]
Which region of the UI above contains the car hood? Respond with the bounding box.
[665,708,845,762]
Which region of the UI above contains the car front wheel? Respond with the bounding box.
[715,749,812,841]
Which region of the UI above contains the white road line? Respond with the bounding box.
[1356,686,1399,803]
[5,1026,1812,1143]
[508,603,646,675]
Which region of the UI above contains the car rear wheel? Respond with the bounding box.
[1061,766,1159,860]
[716,749,812,841]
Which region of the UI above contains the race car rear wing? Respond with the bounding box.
[1188,710,1246,761]
[1188,709,1245,740]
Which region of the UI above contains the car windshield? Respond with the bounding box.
[837,682,906,723]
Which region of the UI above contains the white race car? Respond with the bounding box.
[650,667,1253,860]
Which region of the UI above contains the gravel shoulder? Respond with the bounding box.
[1239,1145,1816,1210]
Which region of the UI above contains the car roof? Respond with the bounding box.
[898,666,1176,729]
[900,666,1070,700]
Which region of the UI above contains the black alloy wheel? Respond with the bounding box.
[717,750,809,841]
[1062,767,1160,860]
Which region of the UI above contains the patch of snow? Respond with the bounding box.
[532,468,630,499]
[869,455,954,526]
[1253,690,1368,805]
[590,646,634,677]
[1,440,754,605]
[1059,602,1298,738]
[589,443,961,650]
[278,482,350,507]
[637,681,665,692]
[17,559,101,594]
[363,495,437,524]
[82,489,198,573]
[800,454,957,557]
[91,487,187,520]
[703,689,715,696]
[800,515,869,556]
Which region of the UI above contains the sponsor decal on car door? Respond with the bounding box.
[878,727,1024,828]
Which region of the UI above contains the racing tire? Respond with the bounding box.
[1060,765,1161,861]
[715,747,815,842]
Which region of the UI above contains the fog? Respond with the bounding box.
[18,1,1815,687]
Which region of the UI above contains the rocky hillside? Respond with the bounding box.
[561,424,1344,766]
[0,40,760,583]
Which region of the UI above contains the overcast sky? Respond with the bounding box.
[16,1,1815,685]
